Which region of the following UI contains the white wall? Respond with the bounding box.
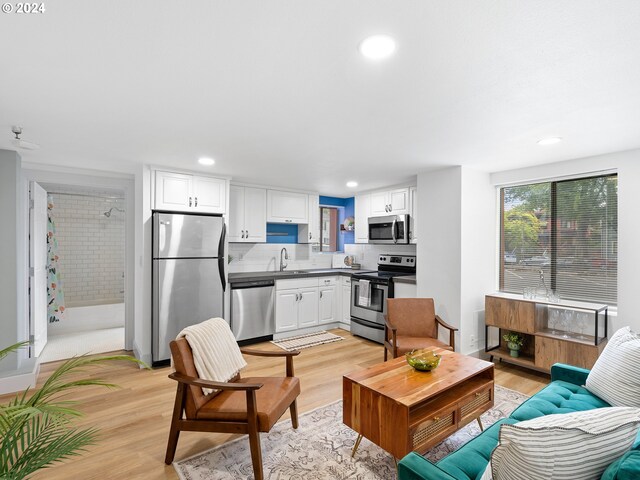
[0,151,27,373]
[491,148,640,333]
[460,168,496,353]
[417,167,463,346]
[416,166,496,354]
[133,164,152,365]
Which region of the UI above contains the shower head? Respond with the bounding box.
[103,207,124,218]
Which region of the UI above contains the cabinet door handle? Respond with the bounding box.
[246,230,249,237]
[309,232,312,240]
[320,291,323,298]
[189,196,193,207]
[241,230,245,239]
[433,416,441,422]
[285,219,292,223]
[194,196,198,207]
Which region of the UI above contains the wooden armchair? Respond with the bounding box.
[384,298,458,360]
[165,339,300,480]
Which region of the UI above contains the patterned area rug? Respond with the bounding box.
[271,331,344,351]
[173,385,529,479]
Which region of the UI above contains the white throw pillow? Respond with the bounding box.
[586,326,640,407]
[485,407,640,480]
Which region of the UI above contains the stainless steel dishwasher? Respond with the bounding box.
[230,279,275,344]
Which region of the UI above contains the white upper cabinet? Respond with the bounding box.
[267,190,309,224]
[192,176,226,213]
[155,172,191,210]
[299,194,320,244]
[355,194,370,244]
[154,170,227,214]
[370,191,390,216]
[369,187,410,217]
[228,185,266,243]
[389,188,410,214]
[409,186,417,244]
[308,194,320,243]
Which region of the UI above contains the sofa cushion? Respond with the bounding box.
[600,451,640,480]
[489,407,640,480]
[435,418,518,480]
[509,380,609,422]
[586,327,640,408]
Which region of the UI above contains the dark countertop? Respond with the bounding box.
[228,268,372,284]
[393,275,416,285]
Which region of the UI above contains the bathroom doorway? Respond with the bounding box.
[36,184,127,362]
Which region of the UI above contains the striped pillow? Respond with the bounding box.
[586,327,640,407]
[482,407,640,480]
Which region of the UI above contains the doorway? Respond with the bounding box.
[34,184,127,362]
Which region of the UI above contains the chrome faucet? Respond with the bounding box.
[280,247,289,271]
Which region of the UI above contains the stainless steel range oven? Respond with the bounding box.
[350,254,416,344]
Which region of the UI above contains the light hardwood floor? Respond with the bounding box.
[1,329,549,480]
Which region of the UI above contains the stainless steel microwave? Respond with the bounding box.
[368,214,410,244]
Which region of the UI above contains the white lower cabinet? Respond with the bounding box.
[341,277,351,325]
[275,290,299,333]
[275,276,351,334]
[275,277,319,333]
[318,276,339,325]
[298,288,319,328]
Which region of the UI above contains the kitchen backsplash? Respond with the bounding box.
[344,244,417,269]
[228,242,416,272]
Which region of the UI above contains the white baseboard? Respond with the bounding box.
[0,360,40,395]
[132,339,152,367]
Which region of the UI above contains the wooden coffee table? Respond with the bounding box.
[343,348,494,459]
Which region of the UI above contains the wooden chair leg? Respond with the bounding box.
[165,383,186,464]
[248,427,263,480]
[290,399,299,429]
[384,346,388,361]
[164,424,181,464]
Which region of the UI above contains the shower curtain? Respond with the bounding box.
[47,195,65,323]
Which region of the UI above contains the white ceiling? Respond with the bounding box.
[1,1,640,196]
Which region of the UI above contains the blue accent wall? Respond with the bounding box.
[266,223,298,243]
[319,196,355,251]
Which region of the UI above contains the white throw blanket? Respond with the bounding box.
[176,318,247,394]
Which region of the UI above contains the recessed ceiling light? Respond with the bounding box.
[359,35,396,60]
[346,181,358,188]
[198,157,215,166]
[537,137,563,146]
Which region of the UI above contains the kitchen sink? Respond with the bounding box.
[274,270,305,275]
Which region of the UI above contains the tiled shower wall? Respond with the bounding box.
[50,193,125,307]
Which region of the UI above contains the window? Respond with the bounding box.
[320,207,339,252]
[500,174,617,305]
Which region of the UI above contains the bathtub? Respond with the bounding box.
[48,303,125,335]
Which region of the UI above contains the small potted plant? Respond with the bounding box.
[503,332,525,357]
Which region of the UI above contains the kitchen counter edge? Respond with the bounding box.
[228,269,367,283]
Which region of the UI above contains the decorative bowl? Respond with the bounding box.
[405,349,441,371]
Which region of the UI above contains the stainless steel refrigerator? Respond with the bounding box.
[152,212,226,365]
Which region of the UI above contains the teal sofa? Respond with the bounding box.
[398,363,640,480]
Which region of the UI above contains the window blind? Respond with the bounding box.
[499,174,617,305]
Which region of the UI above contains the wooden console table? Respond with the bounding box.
[343,349,494,459]
[485,293,608,372]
